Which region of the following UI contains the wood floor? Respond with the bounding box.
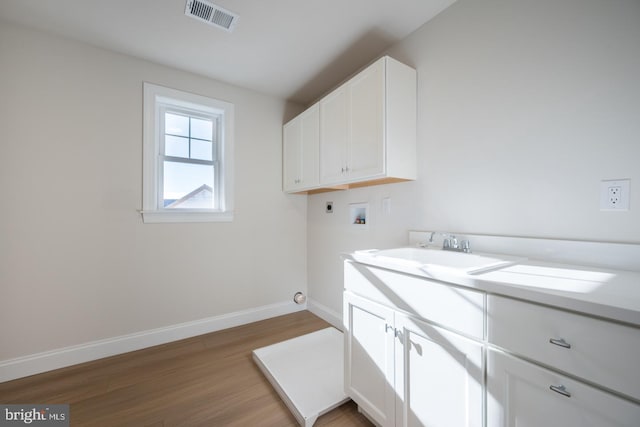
[0,311,373,426]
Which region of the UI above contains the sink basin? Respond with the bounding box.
[359,247,526,275]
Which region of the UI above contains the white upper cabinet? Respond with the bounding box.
[283,56,416,193]
[318,87,349,185]
[282,103,319,192]
[320,56,416,187]
[320,58,387,184]
[349,59,386,181]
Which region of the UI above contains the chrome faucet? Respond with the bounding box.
[428,232,472,253]
[443,234,459,250]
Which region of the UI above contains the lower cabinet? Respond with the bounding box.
[487,349,640,427]
[395,314,484,427]
[344,260,640,427]
[344,291,484,427]
[486,294,640,427]
[344,292,395,426]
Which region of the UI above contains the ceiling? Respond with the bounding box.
[0,0,455,105]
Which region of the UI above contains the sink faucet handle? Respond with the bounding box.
[430,232,467,252]
[442,234,457,249]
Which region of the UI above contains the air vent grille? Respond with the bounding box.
[185,0,239,32]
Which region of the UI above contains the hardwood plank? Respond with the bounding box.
[0,311,372,426]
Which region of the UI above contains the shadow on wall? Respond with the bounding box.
[287,29,399,108]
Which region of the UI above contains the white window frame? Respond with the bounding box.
[141,82,234,223]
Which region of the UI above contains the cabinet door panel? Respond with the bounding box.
[282,118,301,191]
[283,104,319,192]
[487,349,640,427]
[348,59,385,179]
[299,104,319,188]
[396,315,484,427]
[320,86,348,184]
[344,292,396,427]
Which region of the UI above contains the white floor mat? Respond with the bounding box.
[252,327,349,427]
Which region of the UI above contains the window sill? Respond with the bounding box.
[141,210,234,223]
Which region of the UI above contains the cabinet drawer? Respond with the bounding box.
[345,261,485,339]
[488,295,640,400]
[487,349,640,426]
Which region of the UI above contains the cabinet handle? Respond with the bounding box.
[385,324,393,333]
[549,338,571,349]
[549,384,571,398]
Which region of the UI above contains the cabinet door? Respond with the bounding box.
[320,86,349,184]
[298,104,319,189]
[283,116,302,191]
[344,291,396,427]
[487,349,640,427]
[395,314,484,427]
[348,58,385,180]
[283,104,319,192]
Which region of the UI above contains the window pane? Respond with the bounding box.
[165,113,189,137]
[191,117,213,141]
[165,135,189,158]
[191,139,213,161]
[163,161,214,209]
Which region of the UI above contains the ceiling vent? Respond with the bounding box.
[184,0,239,32]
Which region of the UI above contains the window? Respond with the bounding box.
[142,82,234,223]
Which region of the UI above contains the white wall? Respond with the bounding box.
[307,0,640,318]
[0,22,307,360]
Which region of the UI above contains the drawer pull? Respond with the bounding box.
[549,338,571,349]
[549,384,571,398]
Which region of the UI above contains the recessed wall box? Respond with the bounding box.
[349,203,368,228]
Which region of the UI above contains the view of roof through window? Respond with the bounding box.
[162,111,216,209]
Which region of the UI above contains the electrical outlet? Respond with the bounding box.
[600,179,630,211]
[382,197,391,215]
[608,186,621,207]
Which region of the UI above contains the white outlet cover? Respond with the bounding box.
[382,197,391,215]
[600,179,630,211]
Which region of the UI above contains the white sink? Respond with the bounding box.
[360,247,526,275]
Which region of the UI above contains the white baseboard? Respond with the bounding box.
[0,300,305,383]
[307,298,343,331]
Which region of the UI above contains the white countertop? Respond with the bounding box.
[345,248,640,326]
